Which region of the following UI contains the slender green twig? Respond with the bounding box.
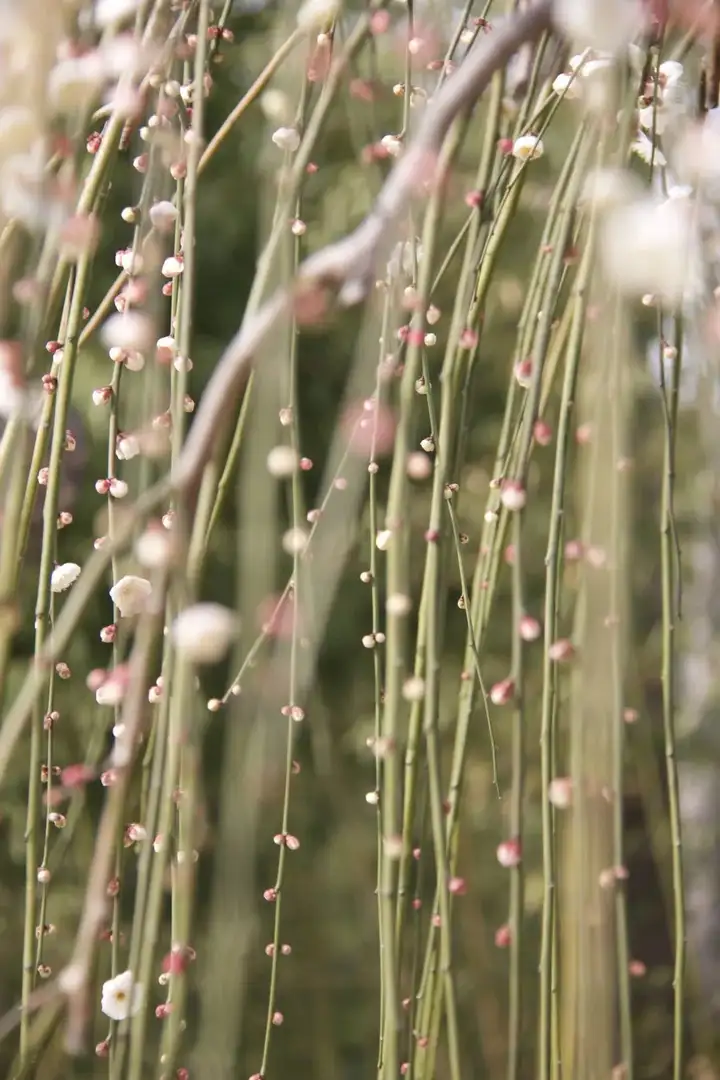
[659,314,685,1080]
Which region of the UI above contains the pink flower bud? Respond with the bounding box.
[494,924,511,948]
[448,876,466,895]
[533,420,553,446]
[548,639,575,662]
[548,777,573,809]
[500,480,526,511]
[514,358,533,388]
[496,839,522,868]
[490,678,514,705]
[519,615,542,641]
[564,539,584,562]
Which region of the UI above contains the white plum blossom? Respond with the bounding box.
[172,603,238,664]
[101,312,153,354]
[148,200,178,231]
[161,256,183,278]
[552,73,580,99]
[511,134,544,161]
[100,970,143,1021]
[94,0,141,29]
[261,89,290,123]
[0,106,38,158]
[580,166,641,210]
[271,127,301,153]
[51,563,81,593]
[47,54,105,115]
[600,193,704,306]
[110,575,152,617]
[116,434,140,460]
[630,130,666,167]
[552,0,645,54]
[266,445,298,478]
[296,0,340,30]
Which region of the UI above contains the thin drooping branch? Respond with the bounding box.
[172,0,554,496]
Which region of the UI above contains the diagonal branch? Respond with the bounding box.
[172,0,554,496]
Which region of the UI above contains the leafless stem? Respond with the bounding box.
[171,0,553,496]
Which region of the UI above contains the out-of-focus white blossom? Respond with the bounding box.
[100,970,143,1021]
[580,166,641,210]
[600,193,703,306]
[630,130,666,167]
[0,106,39,158]
[172,603,238,664]
[553,0,645,54]
[0,142,47,226]
[48,54,104,115]
[260,89,290,123]
[101,312,153,354]
[512,134,544,161]
[387,239,423,278]
[148,200,178,231]
[110,575,152,617]
[51,563,81,593]
[94,0,141,29]
[267,445,299,478]
[296,0,340,30]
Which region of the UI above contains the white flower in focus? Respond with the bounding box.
[271,127,300,152]
[600,194,703,306]
[552,0,645,54]
[100,970,143,1021]
[552,73,579,99]
[296,0,340,30]
[101,312,153,354]
[511,134,544,161]
[51,563,81,593]
[110,575,152,617]
[172,603,238,664]
[94,0,141,29]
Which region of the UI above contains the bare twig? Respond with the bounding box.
[171,0,554,496]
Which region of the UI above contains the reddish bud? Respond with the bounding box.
[495,924,511,948]
[533,420,553,446]
[490,678,514,705]
[448,876,466,895]
[548,639,575,663]
[519,614,542,641]
[496,838,522,868]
